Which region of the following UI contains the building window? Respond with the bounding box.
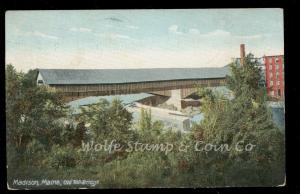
[269,58,273,64]
[270,72,273,78]
[37,80,43,85]
[278,89,281,96]
[277,81,280,86]
[270,81,273,86]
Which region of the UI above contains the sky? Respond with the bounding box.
[6,9,284,72]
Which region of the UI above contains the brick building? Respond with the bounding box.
[263,55,284,99]
[233,44,284,100]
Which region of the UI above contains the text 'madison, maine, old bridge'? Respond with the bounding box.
[36,67,230,107]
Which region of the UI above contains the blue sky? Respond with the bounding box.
[6,9,283,72]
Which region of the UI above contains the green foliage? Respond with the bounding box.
[139,108,152,131]
[226,53,267,102]
[23,139,48,167]
[73,121,88,147]
[6,64,68,151]
[6,61,285,188]
[189,53,285,186]
[136,108,168,144]
[6,65,74,171]
[94,152,172,188]
[78,98,133,145]
[79,98,110,138]
[22,68,38,89]
[106,99,134,144]
[47,145,77,169]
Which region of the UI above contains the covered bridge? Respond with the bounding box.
[37,67,230,102]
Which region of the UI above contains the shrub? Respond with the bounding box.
[47,145,77,169]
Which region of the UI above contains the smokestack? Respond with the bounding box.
[240,44,245,66]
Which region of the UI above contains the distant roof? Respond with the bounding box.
[38,67,230,85]
[67,93,154,114]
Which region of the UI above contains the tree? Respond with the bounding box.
[188,53,285,186]
[139,108,152,132]
[22,68,38,89]
[106,98,133,143]
[136,108,165,143]
[6,64,68,167]
[227,54,267,102]
[78,98,110,139]
[78,98,134,145]
[6,64,24,148]
[72,121,88,147]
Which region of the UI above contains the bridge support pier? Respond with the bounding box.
[165,89,182,110]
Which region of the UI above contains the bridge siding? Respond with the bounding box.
[50,78,226,102]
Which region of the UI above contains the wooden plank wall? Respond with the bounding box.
[52,78,226,100]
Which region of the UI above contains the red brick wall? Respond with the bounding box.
[264,55,284,99]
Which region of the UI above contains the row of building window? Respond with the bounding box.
[269,75,280,80]
[267,57,282,64]
[268,64,283,70]
[269,80,282,86]
[270,89,282,97]
[269,72,282,78]
[268,71,284,81]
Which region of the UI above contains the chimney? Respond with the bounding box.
[240,44,245,66]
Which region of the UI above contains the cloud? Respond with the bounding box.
[126,25,139,30]
[235,34,263,40]
[70,27,92,32]
[168,25,183,35]
[113,34,131,40]
[204,29,231,37]
[188,28,200,34]
[168,25,263,41]
[21,31,59,40]
[198,30,264,41]
[169,25,229,37]
[169,25,201,35]
[93,32,133,40]
[169,25,231,37]
[13,27,58,40]
[192,29,263,40]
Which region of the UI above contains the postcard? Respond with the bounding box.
[5,9,285,189]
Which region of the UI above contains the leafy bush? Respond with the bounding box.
[47,145,77,169]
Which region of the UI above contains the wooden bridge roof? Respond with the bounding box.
[38,67,230,85]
